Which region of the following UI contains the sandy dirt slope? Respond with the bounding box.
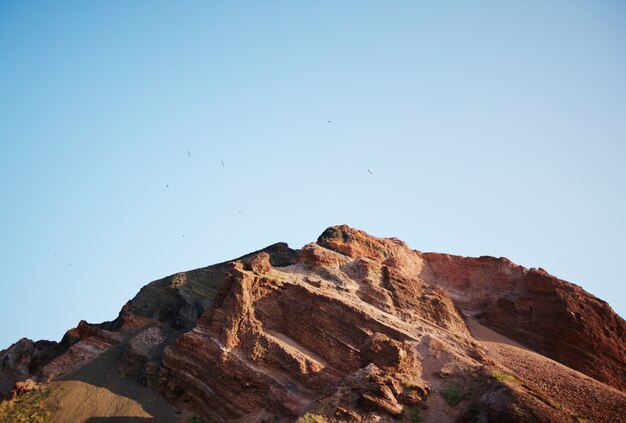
[43,337,180,423]
[467,318,626,423]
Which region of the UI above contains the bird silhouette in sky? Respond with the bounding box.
[188,150,191,157]
[367,169,373,174]
[221,160,225,166]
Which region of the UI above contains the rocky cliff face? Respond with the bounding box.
[1,226,625,422]
[425,253,626,392]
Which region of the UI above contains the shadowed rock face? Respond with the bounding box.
[1,225,625,423]
[0,338,57,399]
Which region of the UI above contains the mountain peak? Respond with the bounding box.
[1,227,624,422]
[317,225,411,260]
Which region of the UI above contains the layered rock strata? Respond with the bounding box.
[1,225,624,423]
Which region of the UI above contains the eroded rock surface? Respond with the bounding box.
[425,252,626,391]
[1,226,625,423]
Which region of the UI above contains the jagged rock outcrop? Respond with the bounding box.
[160,254,437,420]
[1,225,625,423]
[0,338,57,400]
[0,320,126,402]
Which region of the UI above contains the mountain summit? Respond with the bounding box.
[1,226,625,422]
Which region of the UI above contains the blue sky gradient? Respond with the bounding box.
[1,1,625,349]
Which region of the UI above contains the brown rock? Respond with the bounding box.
[425,252,626,392]
[0,338,58,400]
[3,225,625,423]
[10,379,39,398]
[360,333,418,373]
[243,252,273,273]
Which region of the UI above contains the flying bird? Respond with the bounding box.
[221,160,224,166]
[188,150,191,157]
[367,169,373,174]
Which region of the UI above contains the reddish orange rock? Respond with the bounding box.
[1,225,624,423]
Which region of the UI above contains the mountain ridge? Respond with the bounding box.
[1,225,624,422]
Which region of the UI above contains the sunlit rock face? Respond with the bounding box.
[1,225,625,422]
[424,252,626,392]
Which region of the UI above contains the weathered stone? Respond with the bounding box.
[2,225,624,423]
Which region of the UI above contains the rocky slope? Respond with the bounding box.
[1,225,625,422]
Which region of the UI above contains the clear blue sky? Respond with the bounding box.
[1,1,625,349]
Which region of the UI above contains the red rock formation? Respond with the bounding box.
[37,321,122,383]
[424,253,626,392]
[2,225,625,423]
[160,256,441,421]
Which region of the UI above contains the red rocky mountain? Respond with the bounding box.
[1,226,625,422]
